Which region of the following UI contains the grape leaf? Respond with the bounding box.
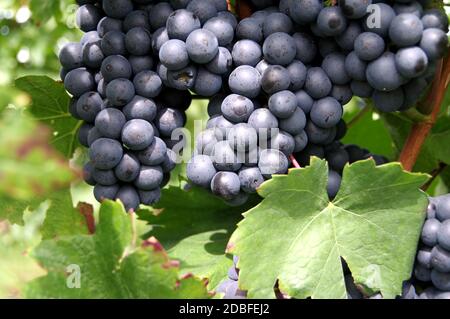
[0,110,76,224]
[26,200,210,299]
[138,186,259,289]
[228,158,429,299]
[15,76,82,159]
[41,189,92,240]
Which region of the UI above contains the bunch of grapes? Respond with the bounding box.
[61,0,204,211]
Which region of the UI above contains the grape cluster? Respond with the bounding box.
[61,0,202,211]
[409,194,450,299]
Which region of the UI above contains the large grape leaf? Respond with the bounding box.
[228,158,429,299]
[15,76,82,158]
[0,110,76,224]
[26,200,210,299]
[138,186,260,289]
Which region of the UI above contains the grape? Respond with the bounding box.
[415,264,432,282]
[263,32,296,66]
[166,9,201,41]
[217,11,238,29]
[304,67,332,99]
[422,219,441,247]
[331,85,353,105]
[436,196,450,221]
[76,4,103,32]
[421,9,449,31]
[106,78,135,106]
[94,184,120,202]
[389,13,423,47]
[350,80,373,98]
[395,47,429,79]
[133,71,163,98]
[161,149,177,173]
[92,168,118,186]
[322,53,350,85]
[288,0,322,24]
[187,155,217,188]
[149,3,174,30]
[293,130,308,153]
[123,10,150,32]
[417,247,432,268]
[327,170,342,199]
[76,91,104,123]
[232,40,263,67]
[139,188,162,206]
[101,31,126,56]
[311,97,343,129]
[59,43,83,71]
[102,0,133,20]
[186,29,219,64]
[345,51,367,81]
[431,270,450,291]
[248,108,279,134]
[122,119,155,151]
[114,153,140,183]
[228,66,261,98]
[316,7,347,37]
[393,1,423,18]
[186,0,217,24]
[196,129,219,155]
[83,162,96,186]
[221,94,254,123]
[151,27,170,53]
[366,52,405,92]
[100,55,132,82]
[335,22,362,51]
[208,115,234,139]
[326,148,349,172]
[138,137,168,166]
[204,16,235,46]
[95,108,126,139]
[78,123,93,147]
[159,39,190,71]
[430,246,450,273]
[125,27,151,56]
[292,32,317,64]
[236,18,263,44]
[166,64,198,90]
[89,138,123,170]
[238,167,265,193]
[97,17,123,38]
[210,171,241,200]
[123,96,157,122]
[116,185,141,212]
[420,28,448,61]
[227,123,258,153]
[261,65,291,95]
[135,166,164,191]
[206,47,233,75]
[339,0,370,20]
[372,89,404,112]
[305,121,336,145]
[363,3,395,37]
[258,149,289,178]
[269,131,295,156]
[268,90,298,119]
[287,61,307,91]
[194,67,223,97]
[263,12,293,37]
[65,68,95,97]
[212,141,242,172]
[155,108,185,137]
[295,90,314,114]
[82,41,104,69]
[354,32,385,61]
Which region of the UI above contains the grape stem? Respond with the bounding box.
[289,155,301,169]
[398,57,450,171]
[422,162,448,191]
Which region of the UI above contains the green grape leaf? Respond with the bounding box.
[15,76,82,159]
[41,189,93,240]
[0,110,76,224]
[229,158,429,299]
[26,200,210,299]
[138,186,259,289]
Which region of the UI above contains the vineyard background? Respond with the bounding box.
[1,0,450,298]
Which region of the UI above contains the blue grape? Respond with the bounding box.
[287,60,307,91]
[322,53,351,85]
[212,141,242,172]
[310,97,343,129]
[345,51,367,81]
[210,171,241,200]
[366,52,405,92]
[138,137,168,166]
[331,85,353,105]
[335,22,362,51]
[232,40,263,67]
[304,67,332,99]
[354,32,385,61]
[316,7,347,37]
[166,9,201,41]
[228,66,261,98]
[236,18,263,44]
[94,184,120,202]
[263,32,296,66]
[186,29,219,64]
[194,67,223,97]
[95,108,126,139]
[268,90,298,119]
[114,153,140,183]
[363,3,395,37]
[123,10,150,32]
[116,185,141,212]
[121,119,155,151]
[135,166,164,191]
[206,47,232,75]
[263,12,293,37]
[123,96,157,122]
[422,218,441,247]
[238,167,265,193]
[89,138,124,170]
[59,43,83,71]
[92,168,118,186]
[125,27,151,56]
[258,149,289,178]
[139,188,162,206]
[133,71,163,98]
[327,170,342,199]
[187,155,217,188]
[288,0,322,24]
[186,0,217,24]
[159,39,189,71]
[155,108,185,137]
[76,91,104,122]
[97,17,123,37]
[261,65,291,94]
[269,131,295,156]
[437,220,450,251]
[339,0,371,19]
[292,32,317,64]
[204,16,235,46]
[221,94,254,123]
[102,0,133,19]
[101,55,132,82]
[149,2,174,30]
[101,31,126,56]
[167,64,198,90]
[106,78,135,106]
[65,68,95,97]
[372,88,405,112]
[350,80,373,97]
[389,13,423,47]
[420,28,448,61]
[293,130,308,152]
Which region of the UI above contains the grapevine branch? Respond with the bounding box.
[398,57,450,172]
